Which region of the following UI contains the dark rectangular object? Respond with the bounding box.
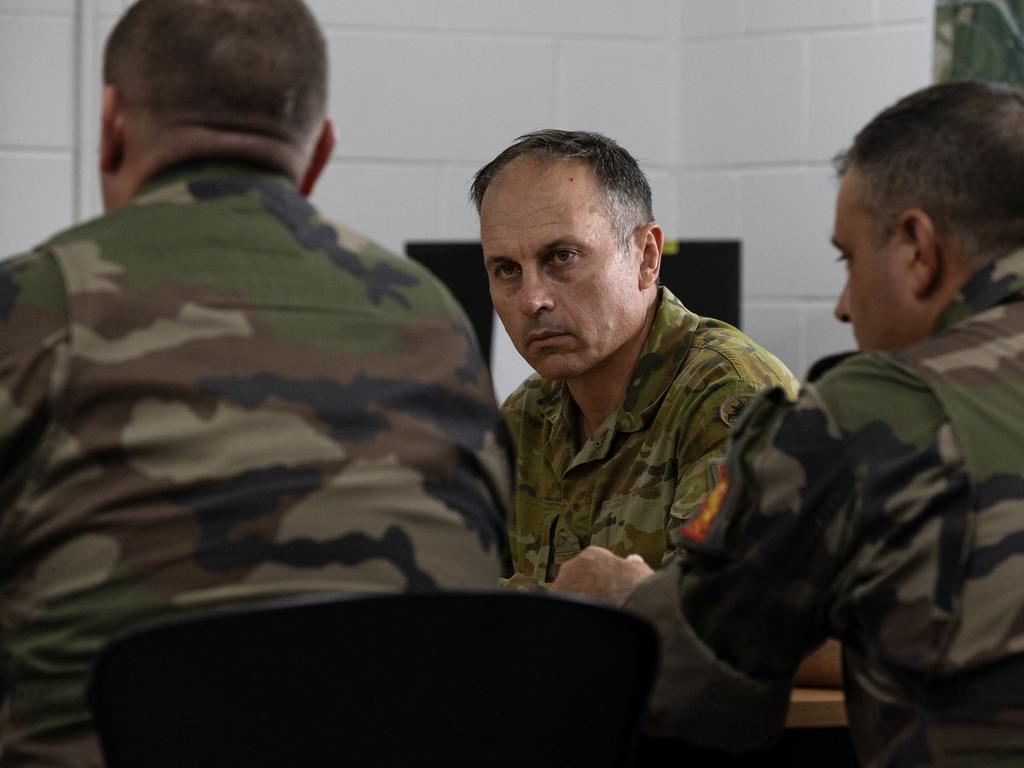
[405,239,741,364]
[660,239,741,329]
[405,241,495,362]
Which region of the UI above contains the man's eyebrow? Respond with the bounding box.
[539,236,587,253]
[830,235,844,250]
[483,236,589,266]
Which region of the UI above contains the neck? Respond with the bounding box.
[151,124,305,180]
[567,289,659,443]
[107,123,305,208]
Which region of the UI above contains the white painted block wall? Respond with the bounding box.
[0,0,934,399]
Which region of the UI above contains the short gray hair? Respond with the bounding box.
[834,79,1024,265]
[471,130,654,250]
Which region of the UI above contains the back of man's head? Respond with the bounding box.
[104,0,327,151]
[835,79,1024,265]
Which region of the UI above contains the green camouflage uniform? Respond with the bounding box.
[628,250,1024,766]
[0,160,512,767]
[502,287,797,588]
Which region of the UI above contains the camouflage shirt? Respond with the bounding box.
[628,250,1024,766]
[502,287,797,588]
[0,160,512,767]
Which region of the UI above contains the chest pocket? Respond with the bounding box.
[589,487,673,569]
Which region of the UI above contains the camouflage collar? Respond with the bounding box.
[615,287,700,432]
[536,286,700,439]
[136,157,293,198]
[935,248,1024,331]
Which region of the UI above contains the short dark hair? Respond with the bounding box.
[470,130,654,248]
[103,0,327,147]
[834,79,1024,264]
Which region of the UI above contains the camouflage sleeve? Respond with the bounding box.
[626,384,855,750]
[663,376,788,566]
[0,251,69,545]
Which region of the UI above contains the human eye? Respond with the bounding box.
[549,249,577,266]
[835,252,851,270]
[492,261,519,280]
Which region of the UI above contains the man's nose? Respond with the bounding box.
[834,283,851,323]
[518,271,554,315]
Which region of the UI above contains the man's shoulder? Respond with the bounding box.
[805,350,945,441]
[812,349,927,395]
[0,248,69,319]
[681,317,799,395]
[720,349,944,473]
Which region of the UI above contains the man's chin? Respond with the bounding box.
[528,354,587,382]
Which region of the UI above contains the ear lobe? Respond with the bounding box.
[299,118,336,197]
[637,222,664,290]
[899,209,940,300]
[100,84,126,174]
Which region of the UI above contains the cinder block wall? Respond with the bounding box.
[0,0,934,398]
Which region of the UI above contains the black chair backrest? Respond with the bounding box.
[89,591,659,768]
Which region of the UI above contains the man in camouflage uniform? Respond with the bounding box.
[0,1,511,765]
[553,79,1024,765]
[470,130,797,589]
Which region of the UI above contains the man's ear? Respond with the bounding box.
[100,84,126,174]
[637,222,663,291]
[897,209,941,300]
[299,118,336,197]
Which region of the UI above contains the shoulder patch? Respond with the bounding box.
[681,466,729,544]
[719,394,753,427]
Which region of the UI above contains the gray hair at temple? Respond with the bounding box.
[470,130,655,251]
[103,0,327,151]
[834,78,1024,266]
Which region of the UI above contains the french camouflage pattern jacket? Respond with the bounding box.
[0,161,512,767]
[503,287,797,588]
[628,250,1024,766]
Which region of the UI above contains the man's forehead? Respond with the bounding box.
[836,166,872,209]
[480,202,613,259]
[484,157,602,208]
[834,167,875,229]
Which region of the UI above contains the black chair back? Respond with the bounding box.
[89,591,658,768]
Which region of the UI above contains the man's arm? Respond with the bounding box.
[665,358,798,557]
[0,251,68,554]
[497,379,549,588]
[555,385,855,750]
[671,376,844,688]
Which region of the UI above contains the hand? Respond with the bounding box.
[550,546,654,607]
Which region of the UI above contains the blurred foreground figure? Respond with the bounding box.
[554,79,1024,766]
[0,1,511,764]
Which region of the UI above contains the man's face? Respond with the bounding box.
[480,157,651,383]
[832,167,925,351]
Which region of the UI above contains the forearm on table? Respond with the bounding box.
[624,566,792,750]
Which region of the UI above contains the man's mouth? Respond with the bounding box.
[527,330,569,347]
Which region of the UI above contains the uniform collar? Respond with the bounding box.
[135,157,293,198]
[537,287,700,468]
[935,248,1024,332]
[615,287,699,432]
